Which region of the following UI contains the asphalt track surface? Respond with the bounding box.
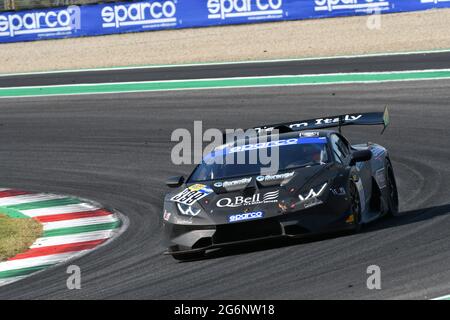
[1,51,450,87]
[0,54,450,299]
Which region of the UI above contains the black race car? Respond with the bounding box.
[163,108,398,260]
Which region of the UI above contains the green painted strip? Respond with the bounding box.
[43,221,121,237]
[2,48,450,77]
[6,198,82,211]
[0,264,52,279]
[1,69,450,98]
[0,206,28,218]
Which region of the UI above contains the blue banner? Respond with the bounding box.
[0,0,449,43]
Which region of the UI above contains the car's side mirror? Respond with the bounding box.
[166,176,185,188]
[350,150,372,166]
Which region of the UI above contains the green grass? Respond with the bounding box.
[0,214,42,262]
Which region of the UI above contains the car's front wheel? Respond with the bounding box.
[386,160,399,216]
[349,181,363,232]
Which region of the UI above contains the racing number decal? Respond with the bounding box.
[171,184,212,205]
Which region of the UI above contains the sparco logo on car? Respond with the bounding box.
[314,0,390,12]
[207,0,284,20]
[216,190,279,207]
[101,0,177,29]
[228,211,264,223]
[230,138,298,153]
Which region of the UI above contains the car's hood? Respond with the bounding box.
[181,164,330,217]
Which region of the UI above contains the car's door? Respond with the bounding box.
[329,133,372,214]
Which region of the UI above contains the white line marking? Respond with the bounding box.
[1,68,450,91]
[0,251,90,272]
[42,215,117,231]
[431,294,450,300]
[0,194,67,206]
[0,276,26,286]
[21,203,101,218]
[1,48,450,78]
[30,230,116,248]
[1,75,449,99]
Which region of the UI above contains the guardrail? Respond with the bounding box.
[1,0,449,44]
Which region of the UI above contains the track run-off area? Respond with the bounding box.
[0,51,450,299]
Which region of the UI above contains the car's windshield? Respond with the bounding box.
[189,137,330,182]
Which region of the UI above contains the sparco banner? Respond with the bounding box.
[1,0,450,43]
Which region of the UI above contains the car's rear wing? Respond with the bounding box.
[253,107,390,135]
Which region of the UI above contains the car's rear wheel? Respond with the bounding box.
[172,250,205,261]
[349,181,363,232]
[386,160,399,216]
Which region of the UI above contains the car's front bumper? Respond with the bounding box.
[163,204,356,255]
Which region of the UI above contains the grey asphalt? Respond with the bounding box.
[0,78,450,299]
[1,51,450,87]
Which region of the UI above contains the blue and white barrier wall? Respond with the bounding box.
[0,0,449,43]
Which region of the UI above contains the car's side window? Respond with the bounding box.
[336,135,351,158]
[330,134,344,164]
[330,134,351,164]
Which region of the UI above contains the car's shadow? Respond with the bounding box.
[183,203,450,262]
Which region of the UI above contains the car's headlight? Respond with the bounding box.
[298,182,328,209]
[176,202,202,216]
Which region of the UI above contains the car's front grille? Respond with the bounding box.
[213,218,282,244]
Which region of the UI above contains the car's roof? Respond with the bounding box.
[216,129,336,151]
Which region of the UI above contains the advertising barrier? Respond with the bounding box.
[1,0,450,43]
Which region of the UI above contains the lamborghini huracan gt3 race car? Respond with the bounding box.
[163,109,398,260]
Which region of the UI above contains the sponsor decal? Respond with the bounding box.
[421,0,450,3]
[216,190,279,207]
[188,184,213,192]
[175,216,194,224]
[298,183,328,209]
[375,168,387,189]
[214,177,252,188]
[299,131,320,138]
[256,171,295,182]
[228,211,264,223]
[101,0,177,29]
[176,203,201,216]
[171,184,213,205]
[255,115,363,133]
[331,187,346,196]
[163,210,171,221]
[299,184,327,201]
[314,0,390,13]
[303,197,322,209]
[229,137,327,153]
[0,6,80,38]
[207,0,284,21]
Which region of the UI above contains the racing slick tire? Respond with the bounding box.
[349,181,363,232]
[386,160,399,216]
